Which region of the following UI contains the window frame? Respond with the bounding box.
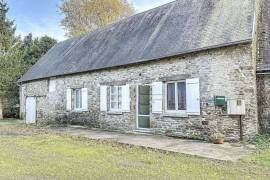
[165,81,187,115]
[74,89,82,111]
[110,86,123,112]
[48,79,56,92]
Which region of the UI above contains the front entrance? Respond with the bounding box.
[26,97,36,124]
[137,85,151,129]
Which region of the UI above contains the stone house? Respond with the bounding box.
[18,0,270,141]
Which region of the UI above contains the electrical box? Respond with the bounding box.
[214,96,226,106]
[227,99,246,115]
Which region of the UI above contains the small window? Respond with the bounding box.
[74,89,82,110]
[110,86,122,111]
[49,79,56,92]
[166,81,186,112]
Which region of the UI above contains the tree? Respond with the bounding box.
[0,1,56,119]
[59,0,135,37]
[0,0,19,119]
[0,0,16,52]
[0,44,23,117]
[21,34,57,72]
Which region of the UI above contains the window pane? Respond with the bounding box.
[139,86,150,115]
[111,102,118,109]
[167,83,175,110]
[76,90,79,108]
[111,87,117,95]
[178,82,186,110]
[111,93,117,102]
[138,116,150,128]
[79,89,82,108]
[111,86,121,110]
[118,87,122,109]
[75,89,82,109]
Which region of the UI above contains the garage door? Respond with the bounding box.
[26,97,36,124]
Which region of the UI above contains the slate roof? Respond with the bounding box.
[19,0,255,83]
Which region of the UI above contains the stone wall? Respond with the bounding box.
[257,76,270,133]
[256,0,270,133]
[20,44,258,141]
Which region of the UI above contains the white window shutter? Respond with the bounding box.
[121,85,130,112]
[152,82,163,113]
[186,78,200,115]
[66,89,72,111]
[82,88,88,111]
[100,86,107,111]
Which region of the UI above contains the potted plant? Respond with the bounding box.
[210,133,225,144]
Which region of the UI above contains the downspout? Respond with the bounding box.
[240,115,244,141]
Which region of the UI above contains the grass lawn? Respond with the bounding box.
[242,135,270,167]
[0,119,25,125]
[0,122,269,179]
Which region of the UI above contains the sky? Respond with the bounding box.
[7,0,173,41]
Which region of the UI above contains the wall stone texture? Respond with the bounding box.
[256,0,270,134]
[20,44,258,141]
[257,76,270,133]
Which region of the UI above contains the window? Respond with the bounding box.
[110,86,122,111]
[166,82,186,112]
[49,79,56,92]
[74,89,82,110]
[66,88,88,112]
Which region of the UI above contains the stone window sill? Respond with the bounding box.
[107,111,123,115]
[163,113,188,118]
[70,109,88,113]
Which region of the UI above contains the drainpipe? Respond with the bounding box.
[240,115,244,141]
[239,92,244,141]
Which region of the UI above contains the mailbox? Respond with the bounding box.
[227,99,246,115]
[214,96,226,106]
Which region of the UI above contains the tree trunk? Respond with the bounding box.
[0,98,3,120]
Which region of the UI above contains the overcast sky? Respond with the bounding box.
[7,0,173,41]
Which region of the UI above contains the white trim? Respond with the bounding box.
[25,97,37,124]
[110,86,123,112]
[100,86,107,112]
[186,78,201,115]
[66,89,72,111]
[164,81,187,116]
[121,85,130,112]
[151,82,163,113]
[48,79,56,92]
[81,88,88,111]
[72,109,83,113]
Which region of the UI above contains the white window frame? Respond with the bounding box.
[74,89,82,111]
[165,81,187,115]
[110,86,122,112]
[48,79,56,92]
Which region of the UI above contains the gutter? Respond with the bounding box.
[19,39,253,83]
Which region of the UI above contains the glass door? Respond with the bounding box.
[137,85,150,129]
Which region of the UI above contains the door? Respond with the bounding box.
[26,97,36,124]
[137,85,150,129]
